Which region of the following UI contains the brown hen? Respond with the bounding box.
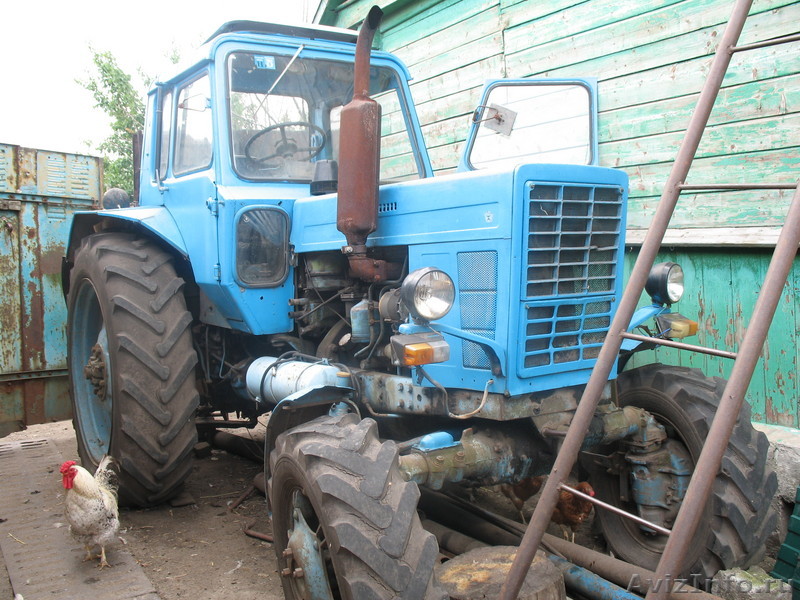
[551,481,595,541]
[500,477,595,540]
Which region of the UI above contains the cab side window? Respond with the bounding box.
[174,75,213,175]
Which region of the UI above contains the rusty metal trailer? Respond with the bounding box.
[0,144,102,437]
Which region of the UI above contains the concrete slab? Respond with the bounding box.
[0,438,159,600]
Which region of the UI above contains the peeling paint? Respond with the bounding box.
[627,248,799,429]
[0,144,100,435]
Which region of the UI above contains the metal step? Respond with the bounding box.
[0,439,160,600]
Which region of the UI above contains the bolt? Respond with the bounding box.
[282,548,293,558]
[434,456,445,464]
[281,568,293,577]
[292,568,305,579]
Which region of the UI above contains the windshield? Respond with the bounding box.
[227,50,421,183]
[467,82,594,170]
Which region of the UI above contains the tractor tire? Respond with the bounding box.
[67,232,198,507]
[593,363,777,582]
[269,413,446,600]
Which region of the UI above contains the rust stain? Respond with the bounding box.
[20,207,45,372]
[765,395,777,424]
[22,379,46,426]
[39,243,64,276]
[724,301,745,350]
[703,317,719,341]
[696,294,720,342]
[774,369,786,397]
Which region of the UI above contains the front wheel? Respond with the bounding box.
[67,233,199,506]
[592,364,777,581]
[269,413,446,600]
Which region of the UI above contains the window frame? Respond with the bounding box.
[173,72,214,177]
[234,206,291,288]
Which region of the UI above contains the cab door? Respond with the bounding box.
[158,73,224,305]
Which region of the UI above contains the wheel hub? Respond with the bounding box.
[84,343,108,400]
[281,507,333,600]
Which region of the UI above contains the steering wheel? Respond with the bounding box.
[244,121,327,166]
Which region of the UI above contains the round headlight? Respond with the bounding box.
[400,267,455,322]
[645,262,684,305]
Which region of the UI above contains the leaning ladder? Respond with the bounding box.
[500,1,800,598]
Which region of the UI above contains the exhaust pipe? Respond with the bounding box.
[336,6,401,282]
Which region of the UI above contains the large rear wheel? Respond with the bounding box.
[592,363,777,581]
[269,413,445,600]
[67,233,199,506]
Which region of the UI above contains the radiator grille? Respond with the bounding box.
[523,300,612,368]
[458,251,497,369]
[522,183,622,371]
[526,184,621,298]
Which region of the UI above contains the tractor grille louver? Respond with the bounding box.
[458,251,498,370]
[522,183,623,370]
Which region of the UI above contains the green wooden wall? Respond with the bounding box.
[625,248,799,428]
[318,0,800,427]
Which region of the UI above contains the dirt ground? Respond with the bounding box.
[1,419,285,600]
[1,419,787,600]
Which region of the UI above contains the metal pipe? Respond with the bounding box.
[619,332,737,359]
[421,519,488,555]
[444,492,722,600]
[646,184,800,600]
[678,183,798,190]
[419,489,523,547]
[422,490,723,600]
[500,2,755,598]
[548,555,645,600]
[542,535,723,600]
[210,431,264,463]
[732,32,800,52]
[559,483,671,536]
[336,6,401,283]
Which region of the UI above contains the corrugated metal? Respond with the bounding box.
[0,144,102,436]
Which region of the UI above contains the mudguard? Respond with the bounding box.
[63,207,188,297]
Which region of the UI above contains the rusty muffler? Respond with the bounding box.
[336,6,400,282]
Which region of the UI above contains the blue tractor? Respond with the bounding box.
[63,8,775,598]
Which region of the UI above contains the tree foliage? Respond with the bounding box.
[80,49,145,196]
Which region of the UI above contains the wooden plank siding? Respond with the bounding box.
[318,0,800,427]
[624,248,799,428]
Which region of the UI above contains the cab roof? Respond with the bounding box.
[205,20,358,45]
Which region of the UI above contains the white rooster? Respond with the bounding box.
[59,456,120,568]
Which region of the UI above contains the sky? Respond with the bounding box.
[1,0,316,156]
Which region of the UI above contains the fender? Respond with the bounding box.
[620,304,671,352]
[62,206,188,297]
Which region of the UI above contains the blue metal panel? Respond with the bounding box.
[408,164,627,396]
[71,206,189,256]
[292,162,627,397]
[292,168,514,253]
